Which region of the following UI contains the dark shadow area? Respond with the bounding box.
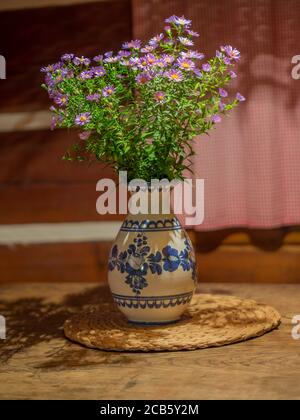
[0,285,111,364]
[194,226,300,252]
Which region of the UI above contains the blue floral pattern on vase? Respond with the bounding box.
[108,233,196,294]
[147,251,162,275]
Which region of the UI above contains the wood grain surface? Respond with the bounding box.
[0,282,299,400]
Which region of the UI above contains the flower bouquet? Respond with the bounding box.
[42,14,244,182]
[42,15,245,324]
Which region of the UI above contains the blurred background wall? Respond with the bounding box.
[0,0,300,284]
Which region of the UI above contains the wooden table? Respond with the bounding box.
[0,282,299,400]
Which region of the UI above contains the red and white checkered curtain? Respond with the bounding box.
[132,0,300,229]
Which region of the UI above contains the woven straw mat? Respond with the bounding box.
[63,293,281,352]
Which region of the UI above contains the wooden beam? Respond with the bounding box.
[0,242,110,283]
[0,0,124,12]
[0,111,51,132]
[1,238,300,283]
[0,222,121,245]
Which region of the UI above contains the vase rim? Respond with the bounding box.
[128,181,179,193]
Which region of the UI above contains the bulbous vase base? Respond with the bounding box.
[108,212,197,325]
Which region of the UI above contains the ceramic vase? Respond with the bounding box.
[108,188,197,324]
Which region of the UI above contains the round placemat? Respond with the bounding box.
[63,294,281,352]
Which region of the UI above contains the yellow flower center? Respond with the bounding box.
[171,74,179,79]
[182,62,190,68]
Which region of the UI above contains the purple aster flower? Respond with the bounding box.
[41,62,61,73]
[44,73,55,88]
[138,54,156,68]
[216,50,223,59]
[104,56,119,63]
[60,53,74,62]
[154,91,166,103]
[79,70,93,80]
[223,56,231,65]
[93,54,103,62]
[73,56,91,66]
[102,85,116,97]
[78,130,91,140]
[223,45,241,61]
[120,58,130,67]
[122,39,142,50]
[155,59,167,68]
[178,36,194,47]
[163,39,174,46]
[131,39,142,50]
[219,88,228,98]
[145,53,157,65]
[50,116,56,131]
[165,15,178,24]
[122,41,131,49]
[175,16,192,26]
[91,66,106,77]
[128,57,140,69]
[165,69,184,82]
[230,70,237,78]
[53,93,68,107]
[181,50,204,59]
[86,93,100,102]
[60,68,74,79]
[164,25,171,31]
[104,51,113,58]
[149,33,164,46]
[51,114,63,130]
[138,57,148,69]
[202,63,211,72]
[117,50,131,58]
[219,102,226,111]
[193,68,203,78]
[75,112,91,126]
[141,45,156,53]
[236,92,246,101]
[48,88,57,99]
[186,29,199,37]
[212,114,222,123]
[161,54,175,64]
[136,72,152,84]
[177,57,195,71]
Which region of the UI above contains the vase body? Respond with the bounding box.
[108,190,197,324]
